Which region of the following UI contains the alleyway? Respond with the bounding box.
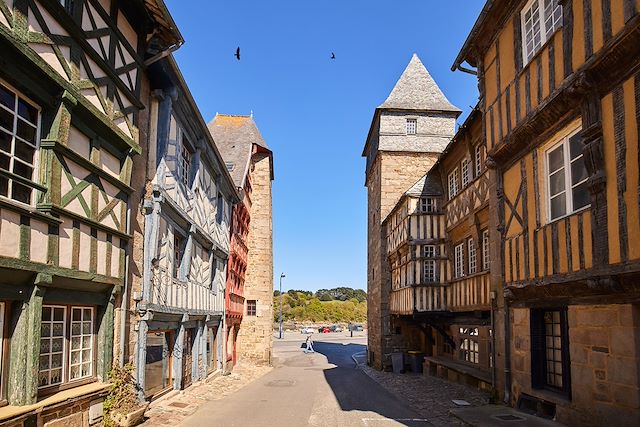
[158,333,488,427]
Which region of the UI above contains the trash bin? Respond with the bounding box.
[391,352,404,373]
[407,351,424,373]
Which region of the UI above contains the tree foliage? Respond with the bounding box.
[273,287,367,323]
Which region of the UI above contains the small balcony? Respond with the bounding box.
[447,271,491,312]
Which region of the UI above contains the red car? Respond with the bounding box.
[318,326,330,333]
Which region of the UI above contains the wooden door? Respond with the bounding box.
[182,329,194,388]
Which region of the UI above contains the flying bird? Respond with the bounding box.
[235,47,240,61]
[331,52,336,60]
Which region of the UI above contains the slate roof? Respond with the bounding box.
[380,54,461,113]
[207,114,270,187]
[405,170,443,197]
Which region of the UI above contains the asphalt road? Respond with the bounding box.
[182,333,431,427]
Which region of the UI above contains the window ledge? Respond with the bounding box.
[0,382,109,422]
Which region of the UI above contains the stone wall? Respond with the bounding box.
[367,151,439,369]
[378,112,456,153]
[237,152,273,363]
[510,304,640,427]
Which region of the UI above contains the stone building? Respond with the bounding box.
[363,54,461,369]
[208,115,274,365]
[0,0,180,425]
[453,0,640,425]
[134,56,239,400]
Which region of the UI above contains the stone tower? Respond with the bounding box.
[362,54,460,369]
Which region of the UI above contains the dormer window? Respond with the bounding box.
[420,197,436,213]
[406,118,417,135]
[521,0,562,64]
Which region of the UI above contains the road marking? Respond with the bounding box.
[361,418,431,426]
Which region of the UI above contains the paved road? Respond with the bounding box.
[182,334,431,427]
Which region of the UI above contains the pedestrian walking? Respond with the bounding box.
[304,334,315,353]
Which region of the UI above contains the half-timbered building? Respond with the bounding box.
[385,107,494,390]
[209,114,275,365]
[363,54,461,370]
[0,0,180,424]
[136,56,239,400]
[454,0,640,424]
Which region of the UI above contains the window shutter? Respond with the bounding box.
[514,15,523,72]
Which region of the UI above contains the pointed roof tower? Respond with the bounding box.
[379,54,461,113]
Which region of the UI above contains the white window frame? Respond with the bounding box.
[422,245,436,283]
[461,158,471,187]
[475,144,484,177]
[544,126,588,222]
[521,0,562,64]
[0,79,41,206]
[448,168,459,200]
[406,118,417,135]
[482,229,490,271]
[454,243,465,278]
[69,307,94,382]
[39,305,67,388]
[468,237,477,275]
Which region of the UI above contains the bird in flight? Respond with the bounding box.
[235,47,240,61]
[331,52,336,60]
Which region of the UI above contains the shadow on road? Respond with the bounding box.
[312,340,430,427]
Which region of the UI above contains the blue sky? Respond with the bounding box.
[165,0,484,292]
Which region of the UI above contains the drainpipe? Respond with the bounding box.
[119,192,132,367]
[504,297,512,405]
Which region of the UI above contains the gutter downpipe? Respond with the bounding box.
[119,195,132,367]
[504,297,512,405]
[456,63,478,75]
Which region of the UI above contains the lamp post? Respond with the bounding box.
[279,273,285,339]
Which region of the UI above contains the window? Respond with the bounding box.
[210,254,218,290]
[475,144,484,177]
[459,327,479,364]
[173,233,184,279]
[454,243,465,278]
[461,159,471,187]
[448,168,459,200]
[216,193,224,224]
[246,300,257,316]
[39,305,94,389]
[423,245,436,283]
[531,309,570,394]
[482,229,490,271]
[468,238,477,275]
[545,128,589,221]
[420,197,436,213]
[0,81,40,205]
[179,141,193,188]
[521,0,562,63]
[406,118,417,135]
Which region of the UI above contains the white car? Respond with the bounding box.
[300,327,315,334]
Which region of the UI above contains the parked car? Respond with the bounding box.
[300,327,315,334]
[349,324,364,332]
[329,325,343,332]
[319,326,330,333]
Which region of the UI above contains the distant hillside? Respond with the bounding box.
[273,287,367,323]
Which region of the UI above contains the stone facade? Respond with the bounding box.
[364,54,460,370]
[510,305,640,426]
[237,152,274,363]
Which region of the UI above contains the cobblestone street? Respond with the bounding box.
[359,366,490,426]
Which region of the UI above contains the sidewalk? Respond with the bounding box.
[141,362,272,426]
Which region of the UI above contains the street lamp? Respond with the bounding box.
[279,273,286,339]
